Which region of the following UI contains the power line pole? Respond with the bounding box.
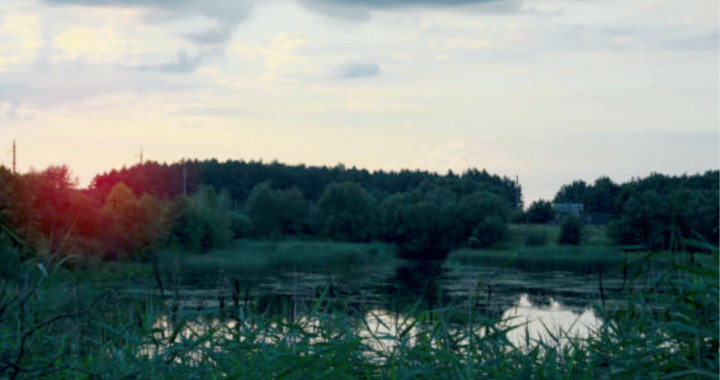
[12,139,16,175]
[136,146,143,166]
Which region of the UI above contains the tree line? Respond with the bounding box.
[543,171,718,250]
[0,161,522,262]
[0,160,717,267]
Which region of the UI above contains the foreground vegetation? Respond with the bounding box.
[0,246,717,379]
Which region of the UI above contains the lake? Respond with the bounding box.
[122,252,649,351]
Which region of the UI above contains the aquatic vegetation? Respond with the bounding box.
[0,248,716,379]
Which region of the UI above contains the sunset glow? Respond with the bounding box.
[0,0,717,202]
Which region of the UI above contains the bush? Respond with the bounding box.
[377,185,464,257]
[559,216,583,245]
[317,182,375,242]
[229,212,254,239]
[169,187,236,253]
[0,235,21,280]
[472,216,509,249]
[459,191,511,236]
[244,182,308,237]
[524,230,548,246]
[510,209,526,224]
[525,200,554,223]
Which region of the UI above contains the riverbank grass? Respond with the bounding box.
[180,239,397,274]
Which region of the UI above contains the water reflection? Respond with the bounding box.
[500,294,602,350]
[124,252,640,366]
[143,256,626,320]
[386,261,447,311]
[140,292,602,366]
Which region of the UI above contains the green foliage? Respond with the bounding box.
[609,187,719,251]
[14,166,79,252]
[524,230,549,246]
[103,181,135,213]
[378,184,464,257]
[375,187,514,257]
[317,181,375,242]
[244,182,308,237]
[559,216,583,245]
[228,212,254,239]
[90,160,523,212]
[524,199,555,223]
[553,180,588,204]
[583,176,620,214]
[459,191,511,234]
[0,231,21,279]
[555,171,718,250]
[471,215,509,249]
[181,240,396,274]
[0,160,522,260]
[169,186,237,253]
[0,166,16,226]
[99,182,168,260]
[609,190,667,249]
[1,247,716,379]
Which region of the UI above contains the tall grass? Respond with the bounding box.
[177,239,397,277]
[1,245,717,379]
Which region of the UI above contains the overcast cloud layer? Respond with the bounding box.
[0,0,717,202]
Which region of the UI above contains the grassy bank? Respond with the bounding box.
[72,224,622,283]
[446,245,635,273]
[506,223,611,246]
[447,224,653,273]
[62,240,396,285]
[177,239,397,275]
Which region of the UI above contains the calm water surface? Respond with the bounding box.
[125,255,637,349]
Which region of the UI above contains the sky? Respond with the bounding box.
[0,0,717,203]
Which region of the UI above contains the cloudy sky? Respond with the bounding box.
[0,0,717,202]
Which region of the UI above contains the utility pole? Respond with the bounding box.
[516,175,521,209]
[136,146,143,166]
[12,139,16,174]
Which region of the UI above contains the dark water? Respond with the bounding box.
[123,256,644,348]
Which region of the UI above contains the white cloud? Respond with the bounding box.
[232,33,309,68]
[0,13,43,71]
[53,26,129,62]
[0,0,714,193]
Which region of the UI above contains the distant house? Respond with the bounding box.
[553,203,584,221]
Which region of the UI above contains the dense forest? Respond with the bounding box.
[0,161,521,262]
[551,171,719,251]
[0,160,717,266]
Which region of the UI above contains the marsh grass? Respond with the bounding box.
[178,239,397,276]
[507,224,611,247]
[1,243,717,379]
[446,245,641,274]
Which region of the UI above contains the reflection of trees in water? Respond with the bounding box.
[166,257,619,325]
[226,259,510,322]
[388,261,446,312]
